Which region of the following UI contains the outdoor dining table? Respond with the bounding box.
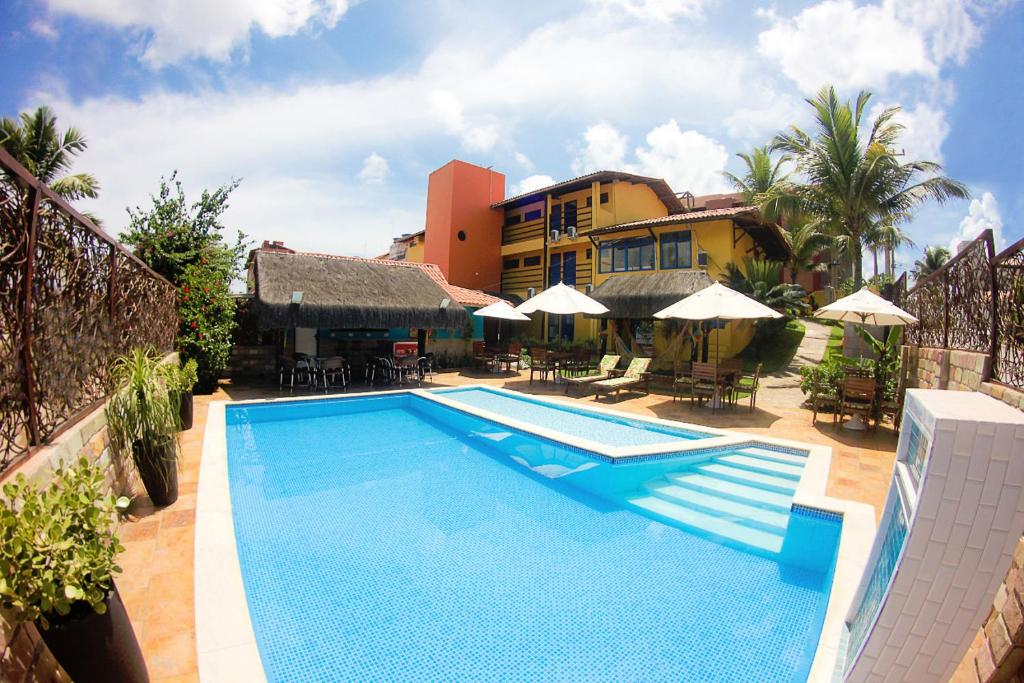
[493,352,520,374]
[703,369,739,410]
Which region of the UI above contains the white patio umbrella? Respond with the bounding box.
[813,287,918,326]
[814,287,917,431]
[515,281,609,316]
[516,281,609,342]
[473,300,530,342]
[654,282,781,407]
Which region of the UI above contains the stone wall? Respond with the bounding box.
[226,344,277,379]
[903,346,1024,682]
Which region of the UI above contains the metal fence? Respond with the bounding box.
[896,229,1024,390]
[1,148,178,473]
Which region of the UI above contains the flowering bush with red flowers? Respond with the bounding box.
[123,172,249,392]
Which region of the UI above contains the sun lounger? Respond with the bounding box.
[592,357,652,402]
[563,354,621,394]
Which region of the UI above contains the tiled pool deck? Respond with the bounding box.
[119,369,901,682]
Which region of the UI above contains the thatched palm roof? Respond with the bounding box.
[589,271,714,318]
[252,251,470,330]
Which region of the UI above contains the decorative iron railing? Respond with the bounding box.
[0,148,177,473]
[900,229,1024,390]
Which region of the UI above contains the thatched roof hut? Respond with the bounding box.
[589,271,714,318]
[252,251,470,330]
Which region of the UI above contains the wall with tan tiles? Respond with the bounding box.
[903,345,1024,682]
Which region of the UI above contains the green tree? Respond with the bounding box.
[0,106,100,201]
[722,145,790,219]
[780,215,832,285]
[122,172,248,392]
[723,257,809,317]
[867,221,915,279]
[912,245,951,281]
[768,86,968,289]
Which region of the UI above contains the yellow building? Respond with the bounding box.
[492,171,790,367]
[380,230,426,262]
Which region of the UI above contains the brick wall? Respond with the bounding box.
[903,346,1024,682]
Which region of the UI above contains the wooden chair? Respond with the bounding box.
[672,361,693,402]
[719,358,743,405]
[877,363,907,431]
[529,347,555,383]
[810,377,839,425]
[838,376,877,430]
[690,362,719,410]
[592,357,652,401]
[731,363,762,411]
[471,341,494,373]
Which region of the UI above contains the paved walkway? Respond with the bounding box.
[758,319,833,407]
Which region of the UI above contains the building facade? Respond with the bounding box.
[387,161,792,365]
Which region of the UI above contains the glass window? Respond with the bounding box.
[564,200,577,229]
[660,230,692,269]
[563,250,577,285]
[550,204,562,232]
[600,192,609,204]
[598,237,657,273]
[549,252,562,285]
[524,209,543,222]
[503,258,519,270]
[523,255,541,267]
[504,214,521,227]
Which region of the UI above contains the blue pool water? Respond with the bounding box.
[434,386,708,447]
[226,394,840,682]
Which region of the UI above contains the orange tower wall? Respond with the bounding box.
[423,160,505,291]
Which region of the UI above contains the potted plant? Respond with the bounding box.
[0,458,147,683]
[171,358,198,431]
[106,347,181,506]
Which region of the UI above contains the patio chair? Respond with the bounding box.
[529,347,556,383]
[563,354,621,395]
[810,376,839,425]
[417,354,435,384]
[319,356,348,392]
[471,341,494,373]
[877,363,907,431]
[592,357,652,402]
[672,362,693,402]
[279,356,305,389]
[838,376,877,431]
[690,362,719,410]
[730,363,762,411]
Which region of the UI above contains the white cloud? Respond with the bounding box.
[571,122,629,176]
[44,0,351,67]
[952,191,1004,252]
[514,152,534,172]
[511,174,556,196]
[756,0,985,92]
[357,152,389,184]
[592,0,707,22]
[870,101,950,163]
[29,19,59,40]
[633,120,731,194]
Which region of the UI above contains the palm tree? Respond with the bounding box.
[767,86,968,290]
[723,257,810,316]
[867,221,915,279]
[722,145,790,218]
[912,245,951,280]
[0,106,100,201]
[780,215,832,285]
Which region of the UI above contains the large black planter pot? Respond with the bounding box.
[132,438,178,506]
[178,392,194,431]
[39,583,149,683]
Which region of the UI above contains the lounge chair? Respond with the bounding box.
[563,354,621,394]
[592,357,652,402]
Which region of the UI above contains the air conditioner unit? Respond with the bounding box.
[697,250,709,267]
[550,229,561,243]
[526,287,536,298]
[567,226,577,239]
[584,284,593,294]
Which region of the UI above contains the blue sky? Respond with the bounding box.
[1,0,1021,274]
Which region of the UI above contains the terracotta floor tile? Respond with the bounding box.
[120,518,161,542]
[140,631,198,680]
[161,508,196,529]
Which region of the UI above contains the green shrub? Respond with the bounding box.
[0,459,130,628]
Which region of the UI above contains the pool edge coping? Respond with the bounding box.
[197,387,878,683]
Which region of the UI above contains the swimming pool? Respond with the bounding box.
[224,392,843,682]
[434,386,710,447]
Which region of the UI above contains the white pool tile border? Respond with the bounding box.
[195,386,877,682]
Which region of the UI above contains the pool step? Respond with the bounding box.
[668,473,793,512]
[695,463,799,494]
[643,482,789,533]
[628,495,784,554]
[739,446,808,467]
[717,454,803,479]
